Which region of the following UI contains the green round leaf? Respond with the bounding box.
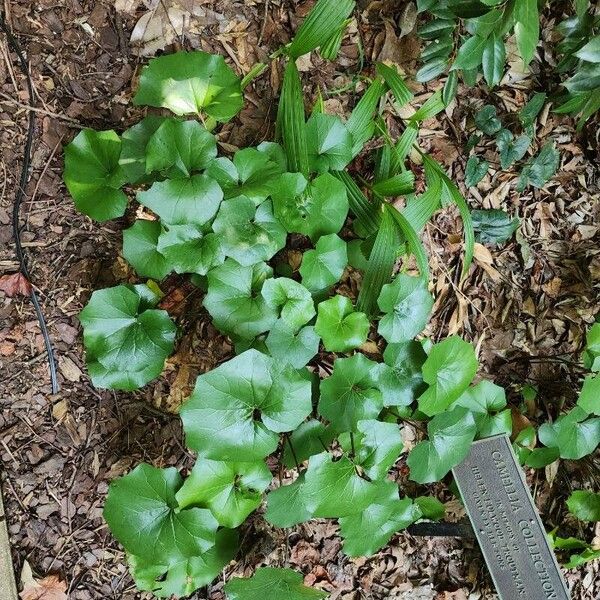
[566,490,600,522]
[180,349,313,460]
[176,459,272,528]
[122,220,171,280]
[377,341,427,407]
[212,197,287,266]
[265,323,320,369]
[300,234,347,294]
[265,475,314,528]
[282,420,336,468]
[377,274,434,343]
[314,295,369,352]
[261,278,315,331]
[103,464,218,564]
[577,374,600,416]
[133,51,243,121]
[306,112,353,173]
[203,259,277,339]
[64,129,127,221]
[318,353,383,432]
[120,116,166,184]
[455,380,512,438]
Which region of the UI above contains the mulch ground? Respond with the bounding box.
[0,1,598,599]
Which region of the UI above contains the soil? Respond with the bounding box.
[0,1,598,599]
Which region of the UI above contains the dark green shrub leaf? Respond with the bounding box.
[455,380,512,438]
[377,341,427,407]
[306,112,353,173]
[79,285,176,390]
[417,336,478,416]
[120,116,165,184]
[474,105,502,134]
[225,567,327,600]
[416,57,449,83]
[482,33,505,87]
[471,209,519,245]
[566,490,600,522]
[122,220,171,280]
[138,174,223,226]
[517,142,560,191]
[407,407,477,483]
[176,459,272,528]
[339,480,420,556]
[315,294,369,352]
[447,0,493,19]
[104,464,218,563]
[64,129,127,221]
[465,155,489,187]
[452,35,486,71]
[563,63,600,94]
[575,35,600,63]
[157,226,224,275]
[377,274,434,343]
[318,353,383,432]
[181,349,313,460]
[266,323,320,369]
[514,0,539,65]
[133,51,243,121]
[203,259,277,339]
[300,234,347,294]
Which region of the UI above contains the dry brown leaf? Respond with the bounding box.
[0,272,32,297]
[20,562,67,600]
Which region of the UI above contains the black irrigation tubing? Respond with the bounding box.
[1,13,59,394]
[407,520,474,539]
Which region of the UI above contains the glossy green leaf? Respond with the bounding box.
[455,380,512,438]
[79,285,176,390]
[138,174,223,226]
[261,278,315,331]
[306,112,353,173]
[407,407,477,483]
[119,116,165,184]
[447,0,492,19]
[315,295,369,352]
[566,490,600,522]
[133,51,243,121]
[417,336,478,416]
[176,458,272,528]
[377,341,427,407]
[203,259,277,339]
[539,406,600,460]
[575,35,600,63]
[122,220,171,280]
[416,57,449,83]
[339,480,420,556]
[212,197,286,266]
[319,353,383,432]
[225,567,327,600]
[377,274,434,343]
[583,323,600,372]
[265,475,314,528]
[64,129,127,221]
[283,420,336,468]
[452,35,486,71]
[300,234,347,294]
[514,0,539,65]
[180,349,312,460]
[482,33,505,87]
[415,496,446,520]
[465,156,489,187]
[104,464,218,563]
[495,129,531,169]
[265,323,320,369]
[519,92,547,129]
[443,70,459,106]
[474,105,502,134]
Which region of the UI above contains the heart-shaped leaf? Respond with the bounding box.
[176,459,272,528]
[120,116,166,184]
[64,129,127,221]
[134,51,243,121]
[377,274,434,343]
[314,294,369,352]
[265,323,320,369]
[104,464,218,564]
[122,220,171,280]
[306,112,353,173]
[261,278,315,331]
[495,129,530,169]
[203,259,278,339]
[180,349,312,460]
[138,174,223,226]
[539,406,600,460]
[407,407,477,483]
[377,341,427,407]
[417,336,478,416]
[212,197,287,266]
[319,353,383,432]
[79,285,176,390]
[300,234,347,294]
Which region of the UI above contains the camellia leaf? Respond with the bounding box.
[120,116,166,184]
[514,0,539,65]
[180,349,312,460]
[203,259,278,340]
[145,119,217,178]
[261,278,315,331]
[566,490,600,522]
[212,197,286,266]
[79,284,176,390]
[339,480,421,556]
[122,220,171,280]
[157,225,224,275]
[224,567,327,600]
[299,233,347,294]
[417,336,478,416]
[575,35,600,63]
[377,274,434,343]
[519,92,547,130]
[128,529,238,599]
[318,353,383,432]
[472,209,519,245]
[377,341,427,407]
[452,35,486,71]
[482,33,505,87]
[314,294,370,352]
[455,380,512,438]
[133,51,243,121]
[64,129,127,221]
[272,172,349,241]
[306,112,353,173]
[303,451,380,518]
[265,474,314,528]
[265,322,320,369]
[407,407,477,483]
[103,464,219,564]
[175,458,272,528]
[138,174,223,226]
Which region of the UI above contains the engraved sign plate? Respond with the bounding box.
[453,435,570,600]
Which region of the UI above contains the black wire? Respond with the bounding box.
[1,13,59,394]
